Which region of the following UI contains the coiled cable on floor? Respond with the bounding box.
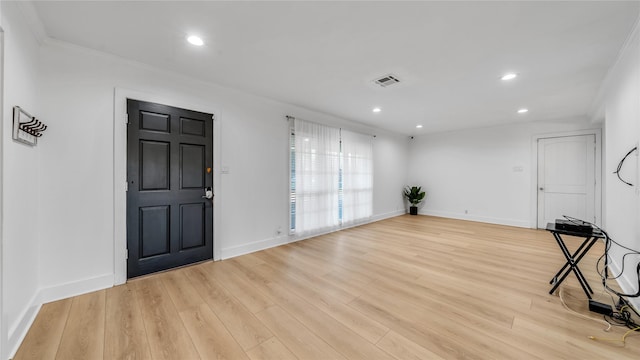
[558,287,611,332]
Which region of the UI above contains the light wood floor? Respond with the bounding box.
[14,215,640,359]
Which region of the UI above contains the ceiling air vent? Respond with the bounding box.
[374,74,400,87]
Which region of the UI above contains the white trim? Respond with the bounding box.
[370,209,405,222]
[0,26,5,360]
[421,210,530,228]
[113,88,221,285]
[590,15,640,123]
[6,273,112,359]
[213,113,222,264]
[7,297,39,360]
[14,1,47,45]
[222,211,405,260]
[38,274,114,305]
[607,257,640,314]
[221,235,295,260]
[530,128,603,229]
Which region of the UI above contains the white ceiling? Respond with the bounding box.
[27,1,640,135]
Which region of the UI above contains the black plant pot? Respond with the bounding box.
[409,206,418,215]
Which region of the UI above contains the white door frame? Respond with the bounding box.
[113,88,222,285]
[0,26,6,360]
[530,128,602,228]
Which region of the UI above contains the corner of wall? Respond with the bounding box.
[602,10,640,316]
[6,298,39,360]
[5,273,113,359]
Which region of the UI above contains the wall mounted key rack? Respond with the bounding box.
[13,106,47,146]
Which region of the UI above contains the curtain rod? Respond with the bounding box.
[288,115,376,138]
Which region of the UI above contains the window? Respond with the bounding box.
[341,130,374,224]
[290,118,373,235]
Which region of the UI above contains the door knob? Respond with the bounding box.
[202,187,214,199]
[539,187,544,191]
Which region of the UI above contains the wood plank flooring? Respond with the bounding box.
[14,215,640,359]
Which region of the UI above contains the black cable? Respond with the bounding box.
[597,252,639,280]
[603,242,640,298]
[559,217,640,329]
[602,236,640,298]
[563,216,639,254]
[613,146,637,186]
[562,216,640,298]
[607,236,640,254]
[604,313,628,327]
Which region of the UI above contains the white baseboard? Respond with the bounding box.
[607,259,640,313]
[38,274,114,304]
[7,294,41,360]
[7,274,114,359]
[5,211,404,359]
[220,235,295,259]
[421,209,531,228]
[220,210,406,260]
[626,296,640,313]
[370,209,406,222]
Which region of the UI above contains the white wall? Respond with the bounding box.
[6,3,635,356]
[34,39,408,294]
[1,2,42,357]
[374,133,410,218]
[0,8,4,360]
[602,19,640,309]
[407,121,601,228]
[0,5,410,355]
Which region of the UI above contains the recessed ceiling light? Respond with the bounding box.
[517,108,529,114]
[416,125,423,129]
[372,107,381,113]
[501,73,518,81]
[187,35,204,46]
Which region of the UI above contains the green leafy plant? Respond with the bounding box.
[403,186,426,206]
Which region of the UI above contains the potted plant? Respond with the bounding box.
[403,186,426,215]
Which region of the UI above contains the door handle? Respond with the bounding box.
[539,187,544,191]
[202,187,214,199]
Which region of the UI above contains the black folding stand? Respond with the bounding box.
[546,223,605,299]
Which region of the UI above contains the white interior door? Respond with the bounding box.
[537,135,596,228]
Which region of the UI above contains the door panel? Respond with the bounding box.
[180,203,205,249]
[127,99,213,278]
[181,144,205,189]
[181,116,206,136]
[140,206,170,258]
[537,135,595,228]
[140,110,170,132]
[140,140,170,190]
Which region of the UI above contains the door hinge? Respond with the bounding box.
[125,181,128,192]
[125,249,129,260]
[124,113,129,124]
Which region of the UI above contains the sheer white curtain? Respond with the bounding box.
[294,119,341,234]
[341,129,373,224]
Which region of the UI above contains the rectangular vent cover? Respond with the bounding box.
[374,74,400,87]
